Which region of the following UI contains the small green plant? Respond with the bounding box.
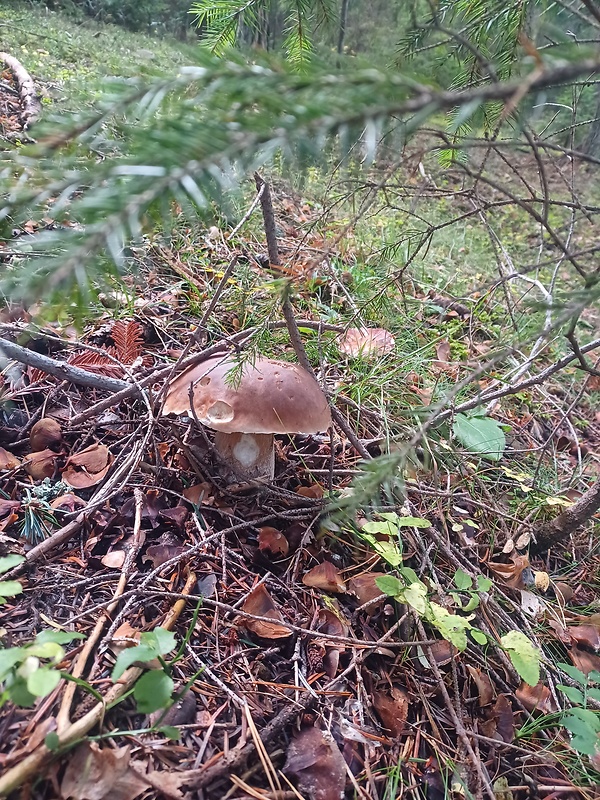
[450,569,492,613]
[19,483,66,543]
[0,554,24,605]
[111,604,203,717]
[357,512,429,567]
[556,664,600,759]
[0,628,85,707]
[111,627,178,714]
[375,570,541,685]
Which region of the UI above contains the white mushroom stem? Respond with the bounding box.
[213,431,275,480]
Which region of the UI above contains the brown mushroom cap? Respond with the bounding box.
[162,356,331,434]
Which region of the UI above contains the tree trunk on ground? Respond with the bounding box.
[337,0,350,54]
[531,479,600,553]
[0,52,41,129]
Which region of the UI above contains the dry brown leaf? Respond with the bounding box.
[338,327,395,358]
[241,584,291,639]
[372,687,409,738]
[24,448,58,480]
[426,639,453,666]
[567,624,600,651]
[466,665,494,706]
[0,501,20,532]
[50,494,87,513]
[182,482,211,505]
[143,543,187,569]
[315,608,348,678]
[570,645,600,675]
[62,443,112,489]
[30,418,62,452]
[554,582,574,604]
[0,498,21,518]
[101,550,126,569]
[435,340,451,362]
[480,694,514,743]
[0,447,21,470]
[297,483,325,499]
[258,526,289,557]
[347,572,386,611]
[284,726,347,800]
[487,554,530,589]
[515,681,558,713]
[303,562,346,593]
[60,742,148,800]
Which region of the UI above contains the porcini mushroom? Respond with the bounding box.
[162,356,331,480]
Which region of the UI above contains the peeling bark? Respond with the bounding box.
[0,51,41,128]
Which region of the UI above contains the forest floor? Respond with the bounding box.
[1,6,600,800]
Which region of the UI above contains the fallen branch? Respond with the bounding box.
[0,337,129,393]
[3,516,86,580]
[531,478,600,554]
[0,51,41,128]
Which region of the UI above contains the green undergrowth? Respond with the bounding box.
[0,0,189,114]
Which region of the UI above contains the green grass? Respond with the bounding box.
[0,0,189,113]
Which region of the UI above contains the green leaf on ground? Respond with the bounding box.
[453,413,506,461]
[500,631,541,686]
[427,604,472,651]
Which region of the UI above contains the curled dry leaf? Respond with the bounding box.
[0,498,21,532]
[143,543,187,569]
[241,583,291,639]
[348,572,387,612]
[50,494,87,513]
[515,681,558,714]
[62,443,113,489]
[60,741,149,800]
[303,561,346,593]
[182,482,211,505]
[570,645,600,676]
[30,418,62,452]
[0,498,21,518]
[338,327,395,358]
[316,608,348,642]
[466,665,494,707]
[24,448,58,480]
[372,687,409,738]
[487,553,530,589]
[0,447,20,470]
[426,639,453,667]
[258,526,289,557]
[315,608,348,678]
[480,694,514,744]
[284,726,346,800]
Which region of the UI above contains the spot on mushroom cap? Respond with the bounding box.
[162,356,332,434]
